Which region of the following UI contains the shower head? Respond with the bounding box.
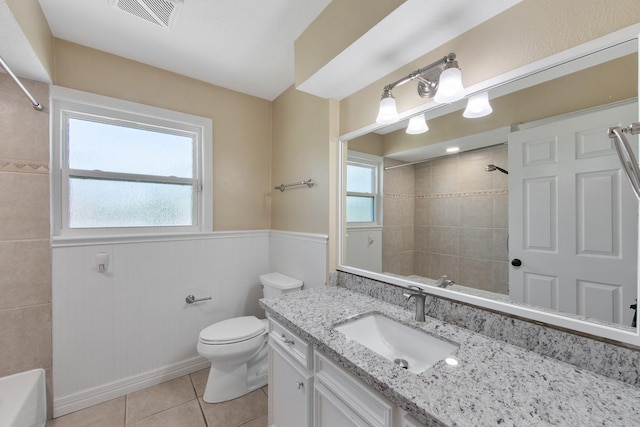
[485,164,508,174]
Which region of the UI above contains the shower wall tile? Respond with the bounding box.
[414,198,430,225]
[430,253,459,280]
[458,258,493,291]
[493,195,508,228]
[0,239,51,310]
[492,261,509,294]
[430,226,459,256]
[383,197,401,226]
[0,75,51,398]
[492,228,509,261]
[0,304,52,377]
[0,173,50,240]
[399,197,414,225]
[492,147,509,191]
[459,152,494,193]
[430,197,460,226]
[414,164,431,196]
[382,146,508,297]
[0,74,49,162]
[459,196,493,227]
[414,225,430,252]
[414,252,431,278]
[459,227,493,260]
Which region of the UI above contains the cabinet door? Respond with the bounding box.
[314,382,369,427]
[269,344,313,427]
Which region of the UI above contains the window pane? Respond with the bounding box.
[346,196,374,222]
[69,178,193,228]
[68,118,194,178]
[347,164,374,193]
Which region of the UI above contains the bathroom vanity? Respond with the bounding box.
[261,286,640,426]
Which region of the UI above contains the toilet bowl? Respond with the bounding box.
[197,272,303,403]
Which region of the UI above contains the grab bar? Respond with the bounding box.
[274,179,314,192]
[608,123,640,199]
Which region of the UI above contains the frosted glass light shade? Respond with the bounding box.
[406,114,429,134]
[463,92,493,118]
[434,67,465,104]
[376,96,399,124]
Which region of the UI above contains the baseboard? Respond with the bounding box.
[52,357,210,418]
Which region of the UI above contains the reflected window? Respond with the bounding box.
[346,152,382,224]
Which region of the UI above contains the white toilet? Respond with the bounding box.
[197,272,303,403]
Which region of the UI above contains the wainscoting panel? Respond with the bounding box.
[269,230,328,289]
[51,230,328,416]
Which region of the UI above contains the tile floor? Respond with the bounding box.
[46,369,268,427]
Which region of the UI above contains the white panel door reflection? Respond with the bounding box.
[509,102,638,326]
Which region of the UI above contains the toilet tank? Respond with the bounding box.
[260,272,303,298]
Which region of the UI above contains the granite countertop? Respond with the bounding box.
[259,286,640,427]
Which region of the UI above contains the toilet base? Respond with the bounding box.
[202,346,268,403]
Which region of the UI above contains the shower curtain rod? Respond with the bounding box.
[383,142,507,170]
[0,55,44,111]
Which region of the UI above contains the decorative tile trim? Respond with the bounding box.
[384,189,508,200]
[335,271,640,387]
[0,158,49,174]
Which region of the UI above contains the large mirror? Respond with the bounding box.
[339,27,640,342]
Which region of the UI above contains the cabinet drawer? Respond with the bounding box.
[268,315,311,369]
[314,352,393,427]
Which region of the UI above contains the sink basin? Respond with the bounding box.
[334,314,458,373]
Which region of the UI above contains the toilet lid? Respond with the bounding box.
[199,316,266,345]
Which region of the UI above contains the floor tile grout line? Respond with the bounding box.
[190,372,210,427]
[124,393,129,426]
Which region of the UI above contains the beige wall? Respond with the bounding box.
[348,132,384,156]
[0,74,52,410]
[339,0,640,135]
[53,39,273,231]
[271,85,332,235]
[294,0,404,87]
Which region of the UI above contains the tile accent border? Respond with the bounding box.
[335,271,640,387]
[384,189,509,200]
[0,158,49,174]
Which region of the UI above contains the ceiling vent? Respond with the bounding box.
[111,0,183,28]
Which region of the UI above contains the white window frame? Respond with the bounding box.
[346,151,383,226]
[50,86,213,238]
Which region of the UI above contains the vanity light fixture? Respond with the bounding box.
[406,114,429,134]
[463,92,493,118]
[375,87,399,124]
[376,53,465,125]
[446,146,460,153]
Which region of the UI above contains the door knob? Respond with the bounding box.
[511,259,522,267]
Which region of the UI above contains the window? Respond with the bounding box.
[346,152,382,224]
[51,87,212,237]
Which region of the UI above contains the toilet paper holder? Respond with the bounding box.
[185,295,212,304]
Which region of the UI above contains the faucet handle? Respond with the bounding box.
[403,285,426,300]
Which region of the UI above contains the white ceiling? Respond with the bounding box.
[2,0,522,101]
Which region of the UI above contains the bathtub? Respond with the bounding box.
[0,369,46,427]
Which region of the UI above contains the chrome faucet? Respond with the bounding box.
[434,275,455,288]
[403,286,427,322]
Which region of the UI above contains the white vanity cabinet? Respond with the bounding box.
[268,316,313,427]
[314,351,393,427]
[267,316,426,427]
